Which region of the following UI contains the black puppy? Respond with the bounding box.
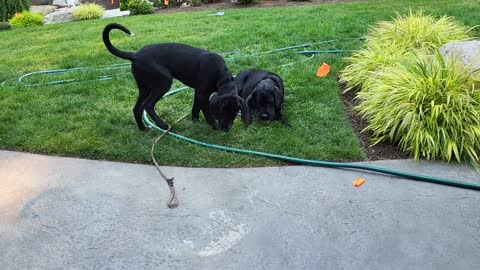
[235,69,290,127]
[103,23,250,132]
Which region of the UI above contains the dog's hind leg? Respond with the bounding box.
[132,85,149,130]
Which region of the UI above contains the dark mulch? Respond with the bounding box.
[338,80,410,161]
[155,0,367,14]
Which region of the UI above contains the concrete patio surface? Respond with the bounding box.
[0,150,479,269]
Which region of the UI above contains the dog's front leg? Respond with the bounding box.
[200,97,219,130]
[192,93,201,122]
[275,111,291,128]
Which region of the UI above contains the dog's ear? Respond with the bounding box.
[269,75,284,92]
[209,93,222,113]
[271,86,283,110]
[246,90,257,110]
[237,96,252,125]
[269,75,284,108]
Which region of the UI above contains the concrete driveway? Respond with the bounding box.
[0,150,479,269]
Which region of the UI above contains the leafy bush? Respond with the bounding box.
[128,0,154,15]
[237,0,259,4]
[340,11,471,91]
[120,0,130,11]
[340,11,480,166]
[0,0,31,22]
[151,0,163,8]
[356,53,480,166]
[72,3,105,21]
[8,11,43,28]
[0,21,11,30]
[189,0,204,6]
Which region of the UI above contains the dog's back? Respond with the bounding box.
[235,69,283,99]
[133,43,228,90]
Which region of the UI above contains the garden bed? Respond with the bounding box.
[338,80,409,161]
[155,0,366,14]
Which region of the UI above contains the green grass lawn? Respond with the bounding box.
[0,0,478,167]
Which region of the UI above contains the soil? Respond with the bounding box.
[155,0,367,14]
[338,80,409,161]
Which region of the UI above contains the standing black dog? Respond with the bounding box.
[235,69,290,127]
[103,23,250,132]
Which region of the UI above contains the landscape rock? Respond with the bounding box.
[31,5,58,16]
[439,41,480,70]
[52,0,80,7]
[43,7,75,24]
[102,8,130,19]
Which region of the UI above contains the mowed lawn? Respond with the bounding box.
[0,0,478,167]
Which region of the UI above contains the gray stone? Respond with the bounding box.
[30,5,58,16]
[102,8,130,19]
[0,150,479,269]
[439,41,480,70]
[52,0,80,7]
[43,8,75,24]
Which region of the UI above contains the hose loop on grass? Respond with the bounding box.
[1,37,364,88]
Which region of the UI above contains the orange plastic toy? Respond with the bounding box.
[353,178,365,187]
[316,63,331,77]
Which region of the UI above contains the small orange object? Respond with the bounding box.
[353,178,365,187]
[316,63,331,77]
[164,0,169,6]
[15,12,19,17]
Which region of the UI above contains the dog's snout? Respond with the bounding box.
[220,122,233,132]
[259,113,270,121]
[220,126,231,132]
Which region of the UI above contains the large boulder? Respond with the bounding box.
[439,41,480,70]
[30,5,57,16]
[52,0,80,7]
[43,7,75,24]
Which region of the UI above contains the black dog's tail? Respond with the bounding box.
[102,23,136,61]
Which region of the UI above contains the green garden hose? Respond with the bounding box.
[143,88,480,192]
[2,38,361,87]
[3,37,479,191]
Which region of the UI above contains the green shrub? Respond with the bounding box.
[151,0,163,8]
[72,3,105,21]
[356,52,480,166]
[340,11,479,166]
[189,0,204,6]
[237,0,259,4]
[128,0,154,15]
[0,21,11,30]
[8,11,43,28]
[367,11,471,51]
[120,0,130,11]
[0,0,31,22]
[340,11,471,91]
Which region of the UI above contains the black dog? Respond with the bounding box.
[235,69,290,127]
[102,23,250,132]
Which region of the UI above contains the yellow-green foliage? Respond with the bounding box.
[72,3,105,21]
[368,11,471,51]
[340,11,471,91]
[340,11,480,166]
[8,11,43,28]
[356,53,480,165]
